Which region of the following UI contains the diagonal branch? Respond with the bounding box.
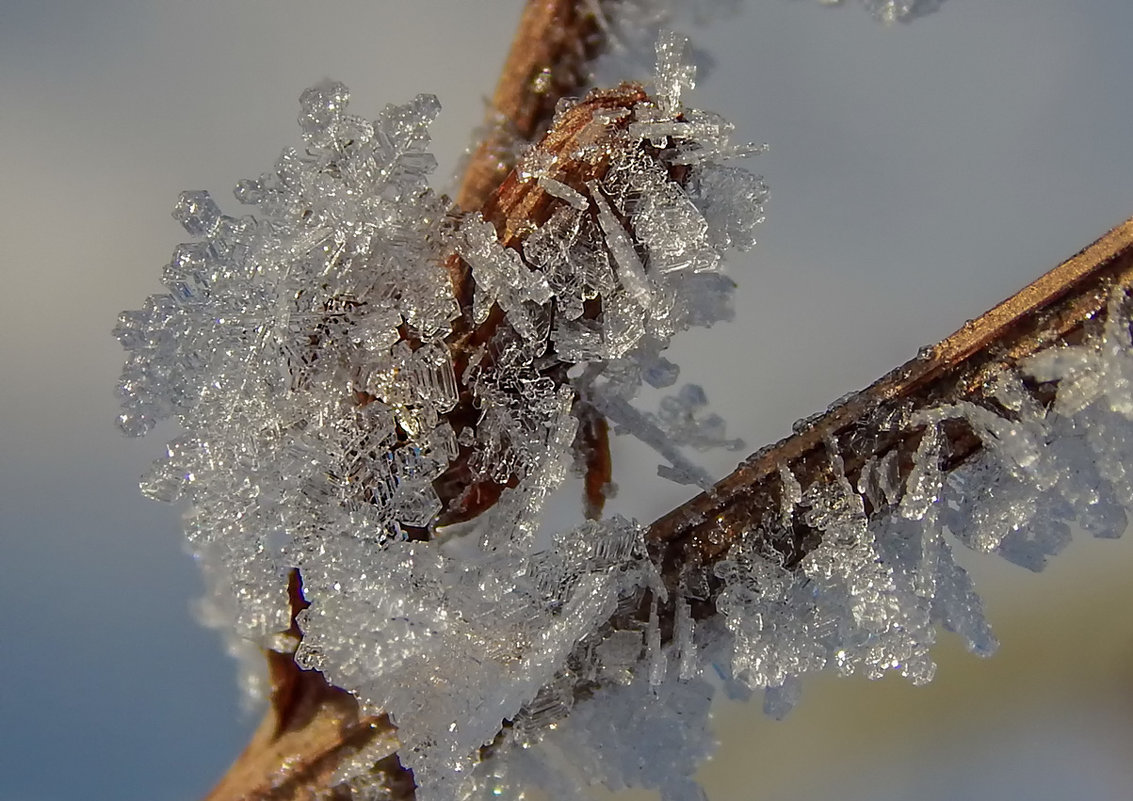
[646,215,1133,582]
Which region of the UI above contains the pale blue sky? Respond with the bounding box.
[3,2,1133,799]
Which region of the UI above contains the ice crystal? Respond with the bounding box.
[117,34,767,801]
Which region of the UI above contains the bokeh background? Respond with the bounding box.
[3,1,1133,799]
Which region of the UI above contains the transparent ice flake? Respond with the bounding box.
[687,165,768,251]
[643,356,679,388]
[538,176,590,211]
[673,597,699,680]
[652,30,696,116]
[762,676,801,720]
[172,190,222,238]
[596,629,644,678]
[297,79,350,144]
[899,423,942,522]
[587,181,653,307]
[457,212,553,339]
[592,392,714,489]
[655,383,745,451]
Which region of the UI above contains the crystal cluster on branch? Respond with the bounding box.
[116,21,1123,801]
[116,31,763,801]
[458,295,1133,801]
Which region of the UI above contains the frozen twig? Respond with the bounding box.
[647,215,1133,582]
[454,0,616,214]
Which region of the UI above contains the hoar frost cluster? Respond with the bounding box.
[117,33,763,800]
[117,22,1125,801]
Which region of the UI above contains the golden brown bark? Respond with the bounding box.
[454,0,612,214]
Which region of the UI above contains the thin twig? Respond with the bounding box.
[646,215,1133,583]
[454,0,614,214]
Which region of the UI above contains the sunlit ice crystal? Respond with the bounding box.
[456,211,553,338]
[652,29,696,115]
[114,80,457,643]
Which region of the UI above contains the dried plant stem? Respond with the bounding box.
[202,669,397,801]
[647,215,1133,583]
[454,0,613,214]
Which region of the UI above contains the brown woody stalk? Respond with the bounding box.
[454,0,613,214]
[646,215,1133,587]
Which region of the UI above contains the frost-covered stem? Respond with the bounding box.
[646,215,1133,583]
[202,678,399,801]
[202,574,409,800]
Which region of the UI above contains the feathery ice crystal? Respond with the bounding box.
[116,33,765,800]
[117,19,1129,801]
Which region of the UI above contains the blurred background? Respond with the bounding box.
[3,1,1133,799]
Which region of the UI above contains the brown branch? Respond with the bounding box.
[454,0,616,215]
[645,215,1133,582]
[204,572,406,800]
[203,670,399,801]
[436,80,645,525]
